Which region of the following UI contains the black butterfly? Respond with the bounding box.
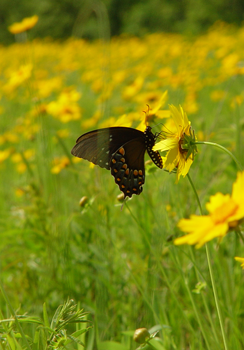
[71,126,163,198]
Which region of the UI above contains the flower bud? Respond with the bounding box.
[133,328,150,344]
[79,196,88,207]
[117,193,125,202]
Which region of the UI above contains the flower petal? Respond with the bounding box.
[150,91,168,114]
[206,193,231,214]
[175,215,229,248]
[153,137,178,152]
[164,147,179,171]
[232,171,244,206]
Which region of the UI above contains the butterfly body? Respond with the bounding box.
[71,126,162,198]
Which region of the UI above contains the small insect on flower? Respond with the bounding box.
[174,171,244,248]
[153,104,197,182]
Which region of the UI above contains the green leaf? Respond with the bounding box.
[43,303,50,328]
[85,324,95,350]
[6,335,16,350]
[71,328,90,338]
[148,338,166,350]
[97,341,129,350]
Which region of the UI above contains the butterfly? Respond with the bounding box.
[71,126,163,198]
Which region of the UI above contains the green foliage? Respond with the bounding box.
[1,0,244,43]
[0,298,91,350]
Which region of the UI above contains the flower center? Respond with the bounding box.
[211,200,238,224]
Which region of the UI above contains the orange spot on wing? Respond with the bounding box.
[119,147,125,156]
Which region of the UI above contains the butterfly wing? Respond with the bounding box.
[110,138,146,198]
[71,126,162,198]
[71,127,144,170]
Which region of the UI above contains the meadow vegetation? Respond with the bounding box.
[0,20,244,349]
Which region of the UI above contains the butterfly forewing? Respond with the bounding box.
[71,127,144,170]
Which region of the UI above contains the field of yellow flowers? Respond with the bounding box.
[0,20,244,349]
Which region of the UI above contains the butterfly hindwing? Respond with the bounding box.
[110,138,146,197]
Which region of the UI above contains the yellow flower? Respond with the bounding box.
[0,149,11,163]
[136,91,170,131]
[100,114,132,128]
[15,188,25,197]
[153,104,197,182]
[35,76,63,98]
[174,171,244,248]
[122,76,144,100]
[8,15,38,34]
[46,89,81,123]
[234,257,244,269]
[4,64,33,93]
[51,156,70,174]
[11,149,35,173]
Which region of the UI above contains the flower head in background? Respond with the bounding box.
[235,257,244,269]
[174,171,244,248]
[153,104,197,182]
[137,91,170,131]
[8,15,38,34]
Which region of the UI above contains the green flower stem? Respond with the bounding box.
[236,228,244,244]
[195,141,243,171]
[187,173,229,350]
[173,253,211,350]
[20,151,34,177]
[186,173,203,214]
[205,244,229,350]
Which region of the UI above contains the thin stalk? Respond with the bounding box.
[205,245,229,350]
[187,173,229,350]
[20,151,34,177]
[187,173,203,214]
[196,141,243,171]
[236,228,244,244]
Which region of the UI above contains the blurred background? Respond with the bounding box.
[2,0,244,44]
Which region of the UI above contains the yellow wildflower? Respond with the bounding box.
[35,76,63,98]
[51,156,70,174]
[154,104,197,182]
[0,149,11,163]
[174,171,244,248]
[11,149,35,173]
[4,64,32,93]
[122,76,144,100]
[46,89,81,123]
[8,15,38,34]
[15,188,25,197]
[137,91,170,131]
[234,257,244,269]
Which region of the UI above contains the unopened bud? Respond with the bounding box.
[117,193,125,202]
[79,196,88,207]
[133,328,150,344]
